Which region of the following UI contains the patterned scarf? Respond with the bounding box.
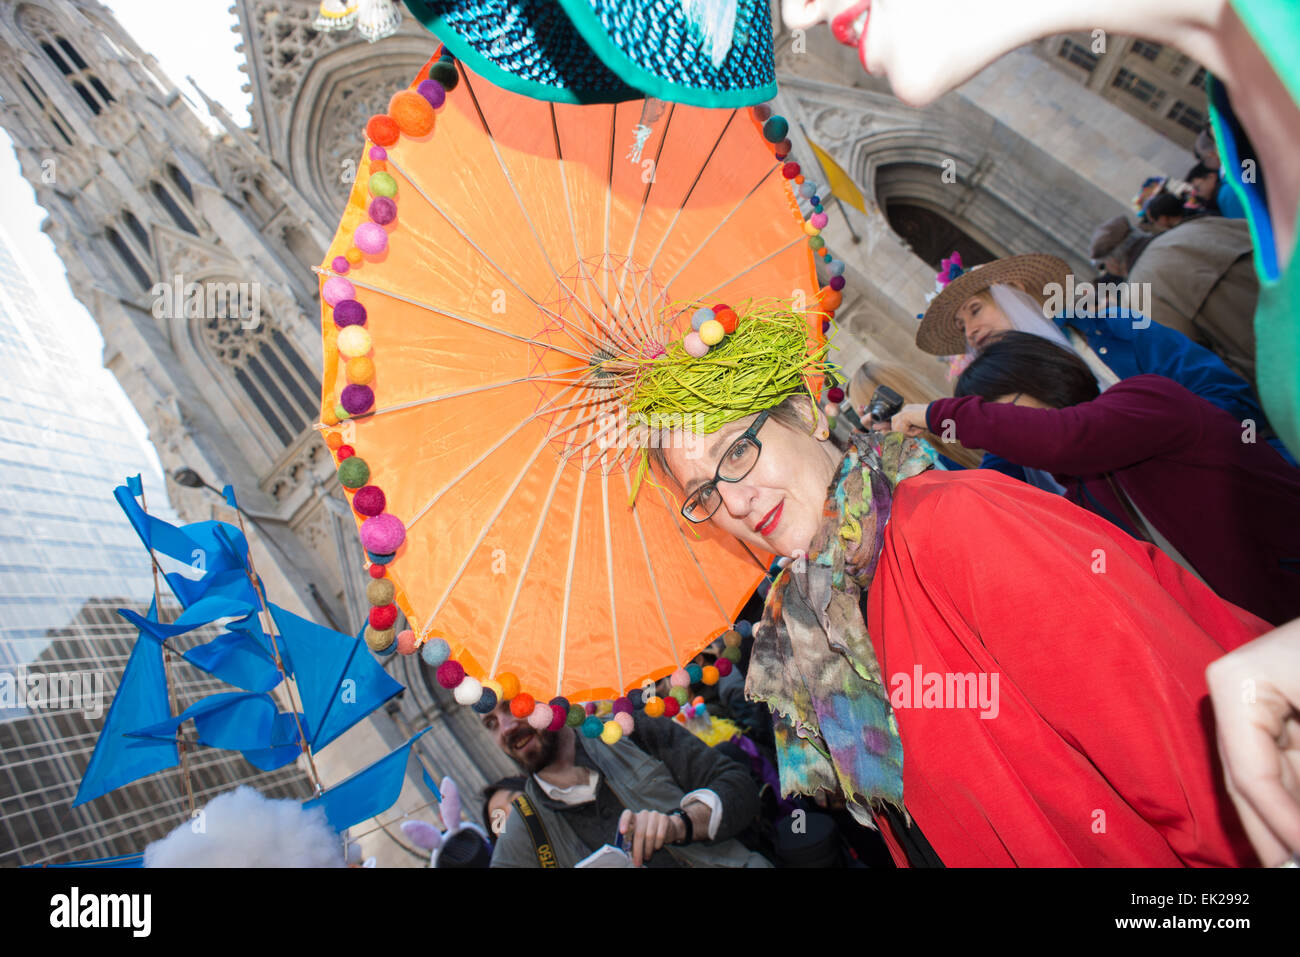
[744,430,936,825]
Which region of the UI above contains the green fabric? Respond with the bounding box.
[1215,0,1300,456]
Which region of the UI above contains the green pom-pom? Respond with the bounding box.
[566,704,587,727]
[338,456,370,488]
[669,686,690,705]
[809,236,826,250]
[721,646,742,664]
[368,171,397,197]
[429,60,459,90]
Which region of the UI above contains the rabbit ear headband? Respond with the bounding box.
[400,776,490,867]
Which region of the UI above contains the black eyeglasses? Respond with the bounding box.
[681,409,770,523]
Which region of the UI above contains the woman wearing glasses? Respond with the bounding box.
[632,309,1269,867]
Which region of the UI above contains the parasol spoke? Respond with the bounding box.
[553,463,588,696]
[691,234,809,306]
[618,102,677,296]
[316,265,596,362]
[358,370,600,421]
[654,160,785,302]
[379,159,605,356]
[403,380,583,533]
[620,468,681,668]
[419,397,587,635]
[600,470,626,694]
[651,480,730,623]
[487,453,569,679]
[549,103,649,353]
[456,66,641,358]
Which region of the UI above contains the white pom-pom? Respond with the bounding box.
[453,676,483,706]
[527,701,553,730]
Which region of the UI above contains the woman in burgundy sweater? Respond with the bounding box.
[881,332,1300,625]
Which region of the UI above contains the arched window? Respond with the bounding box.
[18,69,73,146]
[39,41,71,75]
[71,81,101,115]
[56,37,88,70]
[19,8,115,115]
[167,164,193,203]
[122,211,150,252]
[197,306,320,448]
[151,181,198,235]
[105,227,152,291]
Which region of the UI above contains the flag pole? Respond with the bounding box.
[136,481,197,818]
[226,506,325,796]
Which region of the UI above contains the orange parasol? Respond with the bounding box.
[316,50,837,714]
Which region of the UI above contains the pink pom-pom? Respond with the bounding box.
[331,255,350,274]
[360,513,406,553]
[369,145,387,162]
[614,712,635,735]
[528,702,553,731]
[810,212,829,228]
[436,659,464,688]
[354,222,389,255]
[547,705,567,732]
[352,485,386,517]
[683,332,708,358]
[670,668,690,688]
[396,629,417,655]
[323,276,356,306]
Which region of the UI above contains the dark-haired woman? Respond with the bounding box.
[880,332,1300,625]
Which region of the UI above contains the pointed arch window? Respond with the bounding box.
[18,70,73,146]
[56,38,88,71]
[197,306,320,448]
[105,227,152,291]
[151,181,198,235]
[39,41,71,75]
[71,81,101,115]
[19,8,116,115]
[167,164,194,204]
[121,211,150,252]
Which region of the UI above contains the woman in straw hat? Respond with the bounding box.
[632,303,1268,866]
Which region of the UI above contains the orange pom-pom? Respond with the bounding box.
[325,432,344,450]
[346,356,375,385]
[794,175,805,184]
[509,692,535,718]
[643,696,665,718]
[701,665,719,685]
[366,114,400,146]
[818,288,843,311]
[497,672,520,700]
[389,90,436,137]
[370,160,387,173]
[714,308,738,334]
[322,406,340,426]
[345,247,363,265]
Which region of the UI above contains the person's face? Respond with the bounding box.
[486,788,521,836]
[780,0,1081,106]
[1192,172,1218,200]
[481,700,558,773]
[1154,214,1181,232]
[659,407,838,558]
[956,294,1012,351]
[994,392,1051,409]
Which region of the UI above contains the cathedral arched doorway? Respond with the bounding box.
[883,202,998,273]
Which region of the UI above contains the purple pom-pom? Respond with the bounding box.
[354,222,388,255]
[369,145,387,162]
[369,197,397,226]
[360,513,406,553]
[333,299,367,327]
[340,384,374,415]
[829,275,846,291]
[352,485,386,517]
[417,78,446,109]
[612,697,633,715]
[331,255,350,274]
[584,702,597,715]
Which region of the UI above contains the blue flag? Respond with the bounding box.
[117,596,281,693]
[73,599,179,807]
[126,474,143,497]
[302,728,431,832]
[114,484,260,609]
[222,484,238,510]
[128,691,302,772]
[268,603,404,751]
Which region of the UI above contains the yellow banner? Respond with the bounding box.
[807,139,867,215]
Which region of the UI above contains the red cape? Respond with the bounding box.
[867,470,1265,867]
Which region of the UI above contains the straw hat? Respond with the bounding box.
[914,253,1072,356]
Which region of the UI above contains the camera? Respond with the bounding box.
[863,385,904,425]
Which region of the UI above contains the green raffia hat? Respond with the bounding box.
[402,0,778,107]
[626,301,832,505]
